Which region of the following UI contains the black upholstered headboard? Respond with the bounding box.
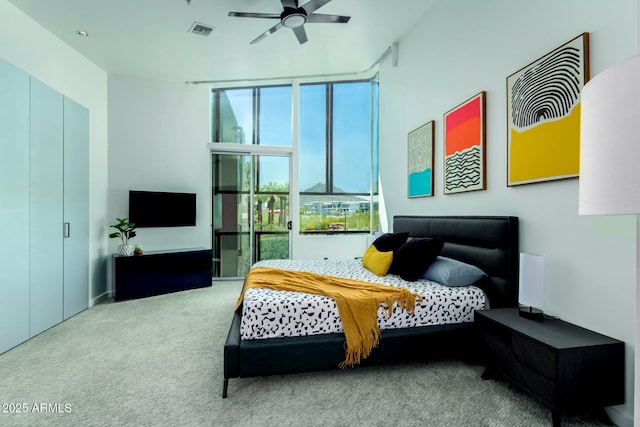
[393,215,519,308]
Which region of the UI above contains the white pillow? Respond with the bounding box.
[422,256,487,287]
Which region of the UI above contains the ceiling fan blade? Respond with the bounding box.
[300,0,333,14]
[250,22,284,44]
[280,0,299,9]
[292,26,308,44]
[228,12,281,19]
[306,13,350,24]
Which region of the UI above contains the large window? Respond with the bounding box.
[211,77,379,234]
[299,80,379,234]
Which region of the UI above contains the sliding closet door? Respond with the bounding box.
[63,97,89,319]
[0,59,30,354]
[30,77,64,336]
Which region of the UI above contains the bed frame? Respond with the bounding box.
[223,215,519,398]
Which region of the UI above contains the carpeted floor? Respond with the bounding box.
[0,280,612,426]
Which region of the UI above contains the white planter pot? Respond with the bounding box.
[118,244,134,257]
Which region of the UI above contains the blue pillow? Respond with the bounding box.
[422,256,487,287]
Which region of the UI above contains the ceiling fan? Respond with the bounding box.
[228,0,350,45]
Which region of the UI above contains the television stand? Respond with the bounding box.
[114,248,212,301]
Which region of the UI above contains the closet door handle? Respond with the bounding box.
[64,222,71,238]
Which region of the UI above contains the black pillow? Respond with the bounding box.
[390,237,444,282]
[371,232,409,252]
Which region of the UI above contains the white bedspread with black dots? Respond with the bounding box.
[240,259,487,340]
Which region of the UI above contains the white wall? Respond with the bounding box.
[378,0,636,424]
[107,74,211,261]
[0,0,109,305]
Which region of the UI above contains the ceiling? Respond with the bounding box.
[8,0,435,84]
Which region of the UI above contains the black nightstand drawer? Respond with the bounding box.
[512,333,557,379]
[483,332,556,407]
[480,317,511,345]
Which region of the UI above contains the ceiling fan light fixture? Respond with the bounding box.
[229,0,349,45]
[282,12,307,28]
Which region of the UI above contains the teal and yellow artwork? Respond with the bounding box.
[408,121,434,197]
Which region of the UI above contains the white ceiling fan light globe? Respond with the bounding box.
[282,12,307,28]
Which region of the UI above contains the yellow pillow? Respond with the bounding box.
[362,245,394,276]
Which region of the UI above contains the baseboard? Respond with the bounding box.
[90,291,111,307]
[606,405,633,427]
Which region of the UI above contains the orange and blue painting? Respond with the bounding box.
[507,33,589,186]
[444,92,486,194]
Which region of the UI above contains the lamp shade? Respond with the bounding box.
[579,54,640,215]
[519,253,545,309]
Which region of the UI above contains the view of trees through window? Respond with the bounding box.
[254,156,290,261]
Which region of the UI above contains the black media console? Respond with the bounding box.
[114,248,213,301]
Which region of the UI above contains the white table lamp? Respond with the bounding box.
[519,252,545,321]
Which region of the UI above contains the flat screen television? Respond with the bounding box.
[129,190,196,227]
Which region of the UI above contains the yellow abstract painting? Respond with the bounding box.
[507,33,589,186]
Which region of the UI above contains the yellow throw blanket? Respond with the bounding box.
[235,266,422,367]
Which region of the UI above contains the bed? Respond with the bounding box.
[223,215,519,398]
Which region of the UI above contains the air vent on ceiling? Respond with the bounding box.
[189,22,215,36]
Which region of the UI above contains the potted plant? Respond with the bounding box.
[109,217,137,256]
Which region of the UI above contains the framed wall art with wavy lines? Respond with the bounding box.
[507,33,590,186]
[443,91,486,195]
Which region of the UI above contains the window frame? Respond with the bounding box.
[210,77,379,235]
[211,84,293,145]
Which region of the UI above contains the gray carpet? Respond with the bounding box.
[0,281,610,426]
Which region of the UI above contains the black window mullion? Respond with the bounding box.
[254,88,260,145]
[254,154,260,193]
[213,89,220,141]
[326,83,333,193]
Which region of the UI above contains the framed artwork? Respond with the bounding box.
[407,121,435,197]
[507,32,590,186]
[443,91,486,194]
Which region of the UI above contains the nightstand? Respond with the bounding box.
[475,308,624,426]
